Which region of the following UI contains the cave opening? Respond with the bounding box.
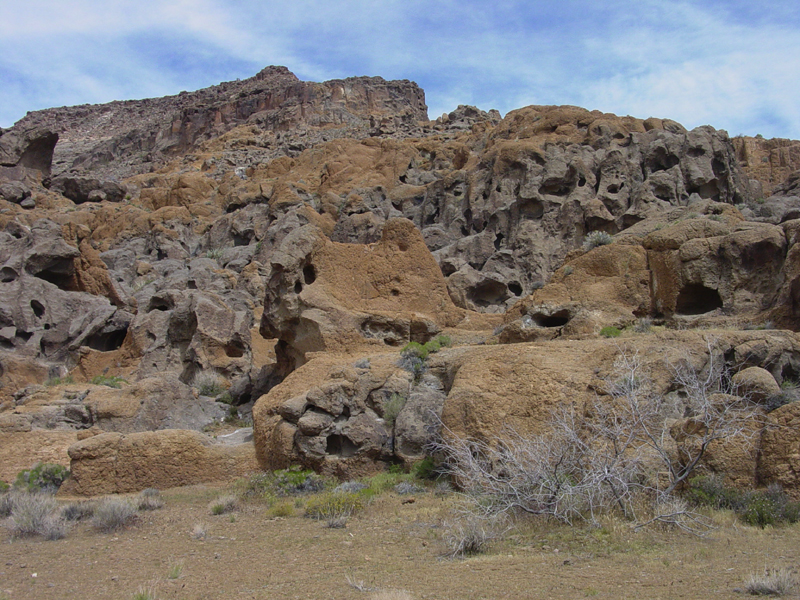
[675,284,723,315]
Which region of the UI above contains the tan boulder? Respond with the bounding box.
[732,367,781,402]
[759,401,800,499]
[66,429,257,495]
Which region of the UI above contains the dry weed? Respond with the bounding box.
[744,568,797,596]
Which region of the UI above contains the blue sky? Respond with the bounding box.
[2,1,799,139]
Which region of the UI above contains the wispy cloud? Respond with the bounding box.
[1,1,798,140]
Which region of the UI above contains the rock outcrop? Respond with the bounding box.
[66,429,257,495]
[2,66,800,494]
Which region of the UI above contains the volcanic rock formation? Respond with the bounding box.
[2,66,800,494]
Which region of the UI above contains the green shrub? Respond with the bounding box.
[305,491,364,528]
[412,457,438,480]
[237,468,328,500]
[0,480,8,493]
[401,342,429,360]
[599,326,621,338]
[562,266,574,276]
[92,498,137,532]
[398,355,427,382]
[583,231,613,250]
[267,500,295,518]
[14,463,69,494]
[686,476,800,528]
[91,374,128,388]
[383,393,407,426]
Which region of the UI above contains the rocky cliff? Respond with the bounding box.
[2,66,800,495]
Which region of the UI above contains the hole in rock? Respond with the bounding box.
[390,289,400,297]
[232,233,252,247]
[508,282,523,296]
[531,310,571,328]
[31,259,74,289]
[539,183,572,197]
[225,340,246,358]
[326,434,359,458]
[44,323,51,330]
[518,199,544,220]
[1,267,17,283]
[294,281,302,294]
[147,296,174,312]
[578,176,587,187]
[30,300,45,318]
[494,233,504,250]
[84,328,128,352]
[467,280,509,308]
[187,280,197,290]
[675,284,723,315]
[303,264,316,285]
[16,330,32,343]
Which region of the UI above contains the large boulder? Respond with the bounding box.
[66,429,257,495]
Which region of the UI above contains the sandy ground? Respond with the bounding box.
[1,484,799,600]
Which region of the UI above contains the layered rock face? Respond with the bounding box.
[14,66,428,181]
[2,66,800,494]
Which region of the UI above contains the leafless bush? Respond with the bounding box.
[136,488,164,511]
[432,339,757,531]
[191,523,207,540]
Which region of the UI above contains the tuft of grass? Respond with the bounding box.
[45,375,75,387]
[192,371,227,397]
[7,493,68,540]
[267,500,295,518]
[236,468,328,501]
[205,248,224,260]
[583,231,613,250]
[62,500,97,521]
[137,488,165,511]
[599,326,622,338]
[91,374,128,388]
[382,393,407,426]
[209,494,238,516]
[92,497,138,532]
[191,523,207,540]
[442,512,501,558]
[132,581,158,600]
[167,560,183,580]
[305,491,364,528]
[744,568,797,596]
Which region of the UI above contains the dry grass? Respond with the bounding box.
[6,493,67,540]
[91,497,137,532]
[208,494,238,515]
[744,568,797,596]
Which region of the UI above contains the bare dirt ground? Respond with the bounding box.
[2,483,799,600]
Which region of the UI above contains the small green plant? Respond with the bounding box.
[305,491,364,528]
[744,568,797,596]
[599,326,621,338]
[167,560,183,580]
[45,375,75,387]
[205,248,224,260]
[0,480,9,493]
[383,393,407,426]
[209,494,238,515]
[562,266,574,276]
[92,498,138,532]
[14,463,69,494]
[91,374,128,388]
[583,231,613,250]
[687,477,800,528]
[132,582,158,600]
